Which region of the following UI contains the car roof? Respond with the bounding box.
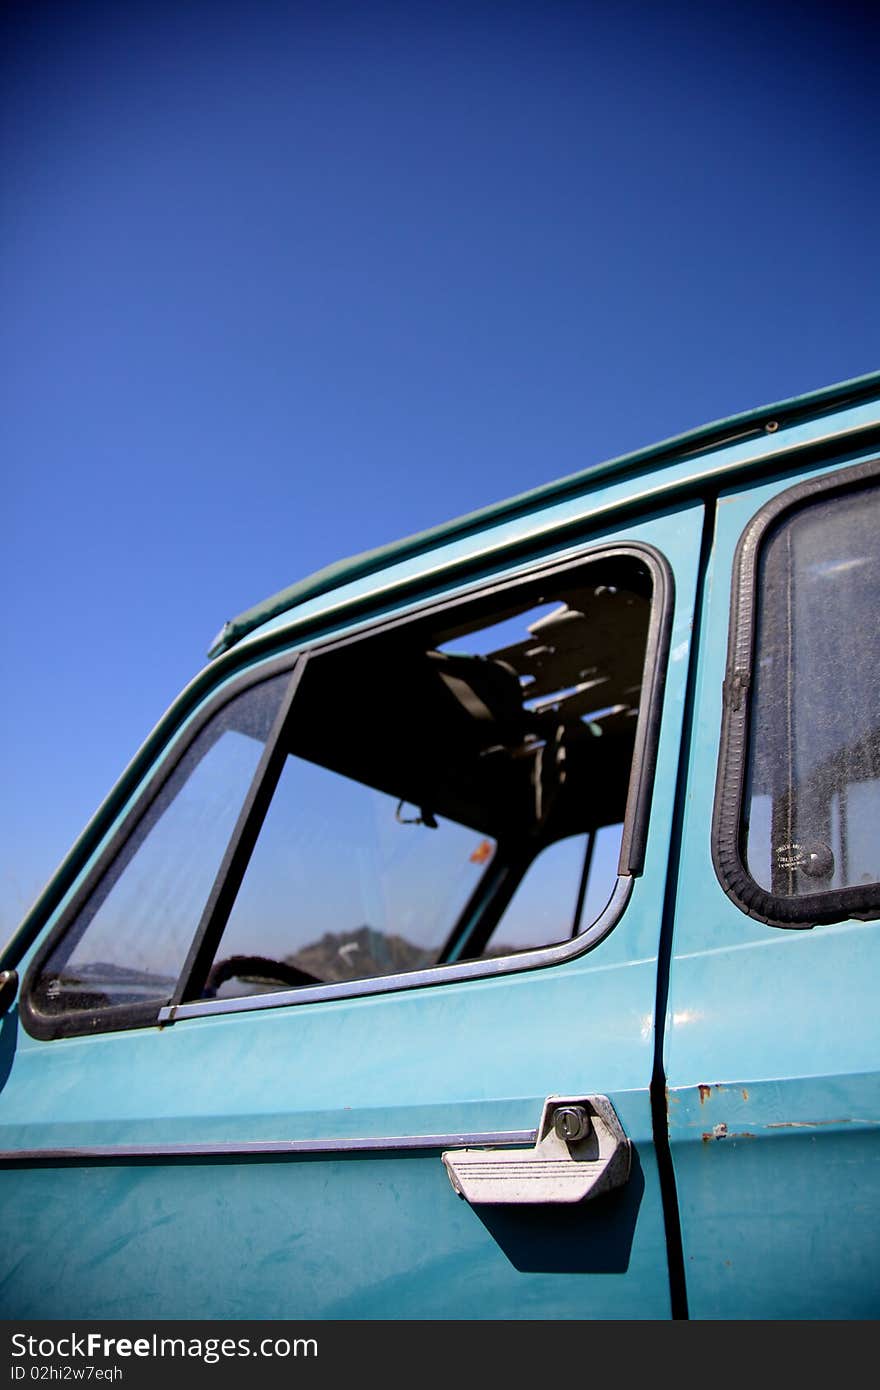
[208,368,880,659]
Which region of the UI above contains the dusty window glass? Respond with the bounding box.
[201,559,651,1001]
[743,485,880,898]
[29,673,289,1019]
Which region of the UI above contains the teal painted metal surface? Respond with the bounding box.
[4,1143,667,1319]
[664,446,880,1319]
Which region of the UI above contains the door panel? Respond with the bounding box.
[0,503,702,1319]
[665,457,880,1319]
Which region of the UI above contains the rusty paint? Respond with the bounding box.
[700,1124,756,1143]
[702,1123,729,1141]
[766,1118,856,1129]
[698,1084,712,1105]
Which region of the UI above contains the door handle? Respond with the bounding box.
[442,1095,630,1205]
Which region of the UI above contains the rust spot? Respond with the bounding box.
[741,1089,749,1101]
[766,1118,851,1129]
[698,1084,712,1105]
[702,1124,755,1143]
[702,1123,729,1141]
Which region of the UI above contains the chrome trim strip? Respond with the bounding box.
[159,876,634,1024]
[0,1128,537,1164]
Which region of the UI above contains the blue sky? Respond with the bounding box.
[2,0,878,934]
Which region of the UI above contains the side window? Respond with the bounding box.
[199,555,653,1002]
[714,464,880,925]
[24,545,667,1035]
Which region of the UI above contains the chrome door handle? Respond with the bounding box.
[442,1095,630,1205]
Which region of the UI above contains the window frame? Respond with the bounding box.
[20,656,306,1040]
[712,455,880,928]
[22,539,672,1039]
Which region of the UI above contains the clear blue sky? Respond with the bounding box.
[2,0,877,935]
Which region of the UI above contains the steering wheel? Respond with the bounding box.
[203,954,322,997]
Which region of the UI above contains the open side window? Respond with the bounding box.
[713,457,880,927]
[24,543,670,1037]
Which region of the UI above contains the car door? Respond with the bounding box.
[0,501,702,1320]
[664,450,880,1318]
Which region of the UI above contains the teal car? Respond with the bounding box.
[2,371,879,1318]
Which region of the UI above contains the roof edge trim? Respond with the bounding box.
[208,368,880,659]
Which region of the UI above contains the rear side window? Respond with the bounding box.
[713,460,880,926]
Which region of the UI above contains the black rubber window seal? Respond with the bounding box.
[711,454,880,928]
